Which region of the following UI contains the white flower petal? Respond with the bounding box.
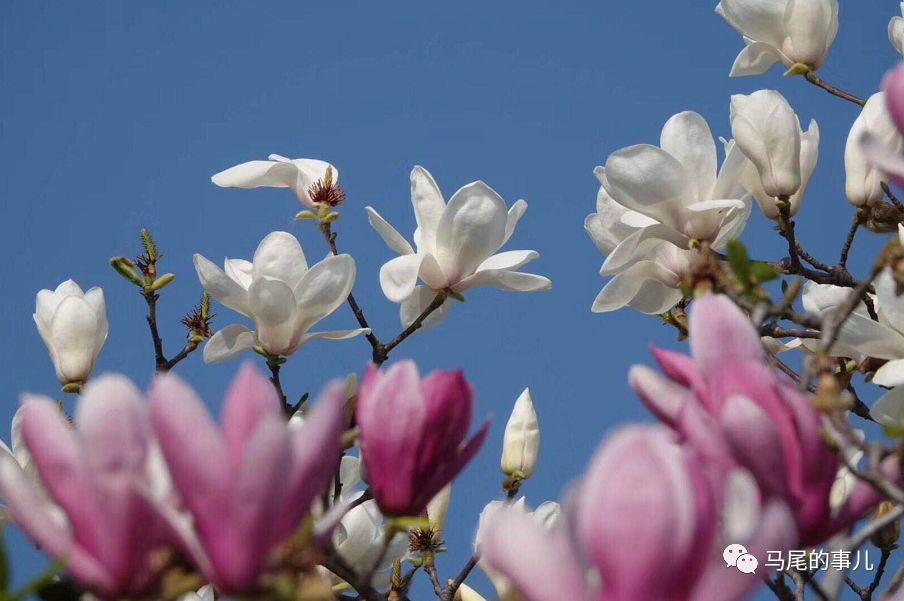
[252,231,309,289]
[729,41,785,77]
[870,386,904,428]
[435,181,508,283]
[299,328,371,347]
[294,254,356,331]
[455,270,551,293]
[203,324,256,364]
[224,259,253,290]
[365,207,414,255]
[873,358,904,388]
[193,254,251,316]
[660,111,717,201]
[399,286,450,330]
[410,166,446,255]
[600,224,689,276]
[592,261,682,314]
[211,160,297,189]
[502,199,528,246]
[475,250,539,273]
[248,278,300,355]
[379,254,425,303]
[717,0,786,47]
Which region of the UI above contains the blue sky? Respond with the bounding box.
[0,1,901,599]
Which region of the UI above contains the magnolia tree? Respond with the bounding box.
[10,2,904,601]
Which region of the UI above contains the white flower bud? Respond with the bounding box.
[890,4,904,56]
[730,90,803,202]
[33,280,108,387]
[501,388,540,479]
[846,92,903,207]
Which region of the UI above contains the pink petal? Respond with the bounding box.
[416,369,472,473]
[718,395,789,499]
[221,362,282,467]
[884,62,904,137]
[20,399,102,558]
[275,380,345,540]
[628,364,689,425]
[481,506,586,601]
[148,373,231,545]
[688,295,764,376]
[420,420,489,511]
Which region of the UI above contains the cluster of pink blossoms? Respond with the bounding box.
[0,361,485,598]
[481,295,896,601]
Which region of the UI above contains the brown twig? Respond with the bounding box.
[381,291,448,360]
[441,556,479,601]
[839,213,863,269]
[804,71,866,107]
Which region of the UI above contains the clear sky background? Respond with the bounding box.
[0,2,901,599]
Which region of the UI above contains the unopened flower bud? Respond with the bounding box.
[110,256,144,287]
[150,273,176,291]
[501,389,540,480]
[426,485,451,534]
[870,501,900,550]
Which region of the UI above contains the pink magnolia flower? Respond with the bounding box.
[860,62,904,188]
[0,376,170,598]
[357,360,489,517]
[630,294,888,545]
[148,363,345,594]
[482,425,794,601]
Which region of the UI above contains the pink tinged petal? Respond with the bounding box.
[251,231,308,287]
[649,347,708,402]
[885,63,904,136]
[729,41,785,77]
[602,144,692,232]
[221,363,282,466]
[660,111,717,202]
[20,399,102,556]
[357,361,426,515]
[0,454,114,592]
[203,325,256,364]
[76,376,156,578]
[148,374,231,544]
[481,507,586,601]
[689,294,764,374]
[718,395,789,498]
[365,207,414,255]
[211,160,297,189]
[416,371,473,472]
[628,364,689,426]
[380,254,426,303]
[212,414,290,594]
[435,182,508,284]
[193,254,251,317]
[293,254,356,330]
[675,400,736,473]
[578,426,714,601]
[502,199,528,246]
[826,455,901,538]
[421,420,489,511]
[410,166,446,256]
[275,380,346,540]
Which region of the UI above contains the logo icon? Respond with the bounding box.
[723,544,758,574]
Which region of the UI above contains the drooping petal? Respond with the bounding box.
[435,182,508,284]
[591,261,682,314]
[203,325,256,364]
[399,286,450,330]
[297,328,371,347]
[454,270,551,293]
[379,254,426,303]
[729,40,785,77]
[600,224,691,275]
[365,207,414,255]
[211,160,297,190]
[474,250,539,272]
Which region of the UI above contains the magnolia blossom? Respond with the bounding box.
[482,426,793,601]
[630,294,891,544]
[586,111,750,313]
[891,4,904,56]
[356,360,489,517]
[333,500,407,588]
[34,280,108,387]
[861,64,904,190]
[474,498,560,601]
[148,364,345,593]
[716,0,839,77]
[727,117,819,219]
[366,166,550,328]
[846,93,903,206]
[212,154,339,209]
[0,376,170,598]
[194,231,368,362]
[500,388,540,480]
[730,90,808,210]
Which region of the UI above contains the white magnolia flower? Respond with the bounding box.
[727,114,819,219]
[829,431,865,511]
[212,154,339,209]
[890,4,904,56]
[846,93,903,207]
[501,388,539,480]
[716,0,839,77]
[800,281,871,361]
[34,280,108,387]
[366,166,550,328]
[194,231,368,362]
[474,498,560,601]
[730,90,807,207]
[176,585,214,601]
[585,111,750,314]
